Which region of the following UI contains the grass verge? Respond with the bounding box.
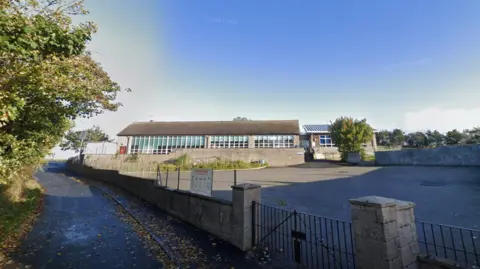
[124,154,268,172]
[0,177,44,258]
[363,154,375,161]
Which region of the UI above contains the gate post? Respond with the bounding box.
[231,183,261,251]
[349,196,419,269]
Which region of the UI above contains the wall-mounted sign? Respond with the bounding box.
[190,169,213,197]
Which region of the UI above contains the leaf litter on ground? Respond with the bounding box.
[71,176,261,269]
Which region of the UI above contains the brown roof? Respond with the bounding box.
[117,120,300,136]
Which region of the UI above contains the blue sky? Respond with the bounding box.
[54,0,480,158]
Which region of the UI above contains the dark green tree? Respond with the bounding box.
[446,129,464,145]
[60,126,111,153]
[232,117,250,121]
[464,127,480,144]
[328,117,374,161]
[376,130,391,146]
[427,130,445,147]
[391,129,406,146]
[405,132,428,147]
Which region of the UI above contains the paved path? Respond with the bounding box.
[7,162,269,269]
[8,163,162,269]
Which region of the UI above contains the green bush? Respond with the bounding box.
[155,154,266,172]
[125,154,138,162]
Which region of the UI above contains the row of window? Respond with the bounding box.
[128,135,297,154]
[210,136,249,149]
[130,136,206,154]
[254,135,295,148]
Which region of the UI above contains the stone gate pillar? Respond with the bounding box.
[349,196,419,269]
[231,183,261,251]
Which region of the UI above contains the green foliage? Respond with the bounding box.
[463,127,480,144]
[0,0,127,186]
[376,127,480,149]
[376,130,391,146]
[156,155,266,172]
[405,132,428,147]
[0,172,43,248]
[363,154,375,161]
[376,128,405,146]
[328,117,374,162]
[125,154,138,163]
[391,129,405,146]
[232,116,251,121]
[60,125,111,153]
[445,129,464,145]
[174,154,190,166]
[424,130,445,147]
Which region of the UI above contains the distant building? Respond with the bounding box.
[117,120,301,154]
[302,124,377,159]
[83,141,117,155]
[113,120,304,166]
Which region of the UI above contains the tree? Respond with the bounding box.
[463,127,480,144]
[376,130,392,146]
[60,125,111,153]
[427,130,445,147]
[233,117,250,121]
[445,129,464,145]
[405,132,428,147]
[0,0,127,190]
[390,129,406,146]
[328,117,374,161]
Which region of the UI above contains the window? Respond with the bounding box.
[129,135,206,154]
[254,135,294,148]
[319,135,335,147]
[130,136,140,154]
[209,136,248,148]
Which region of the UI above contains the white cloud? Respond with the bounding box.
[403,107,480,133]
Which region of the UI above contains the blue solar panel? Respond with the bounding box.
[302,124,330,133]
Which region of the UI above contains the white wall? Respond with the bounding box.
[84,142,117,154]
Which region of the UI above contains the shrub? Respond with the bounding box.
[155,154,266,171]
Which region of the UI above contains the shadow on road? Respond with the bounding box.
[43,162,263,269]
[4,161,162,269]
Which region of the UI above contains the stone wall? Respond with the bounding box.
[67,162,261,251]
[375,144,480,166]
[67,158,475,268]
[82,148,305,170]
[417,256,462,269]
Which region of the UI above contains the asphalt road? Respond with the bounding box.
[138,162,480,229]
[9,163,162,269]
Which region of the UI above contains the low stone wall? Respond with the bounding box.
[375,144,480,166]
[67,162,260,251]
[347,152,361,164]
[417,256,463,269]
[67,158,476,268]
[82,148,305,170]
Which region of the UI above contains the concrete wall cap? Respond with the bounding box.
[396,200,416,209]
[231,183,261,190]
[349,196,397,207]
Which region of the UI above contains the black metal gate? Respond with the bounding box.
[252,202,356,269]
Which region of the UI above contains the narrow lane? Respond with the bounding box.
[10,162,162,269]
